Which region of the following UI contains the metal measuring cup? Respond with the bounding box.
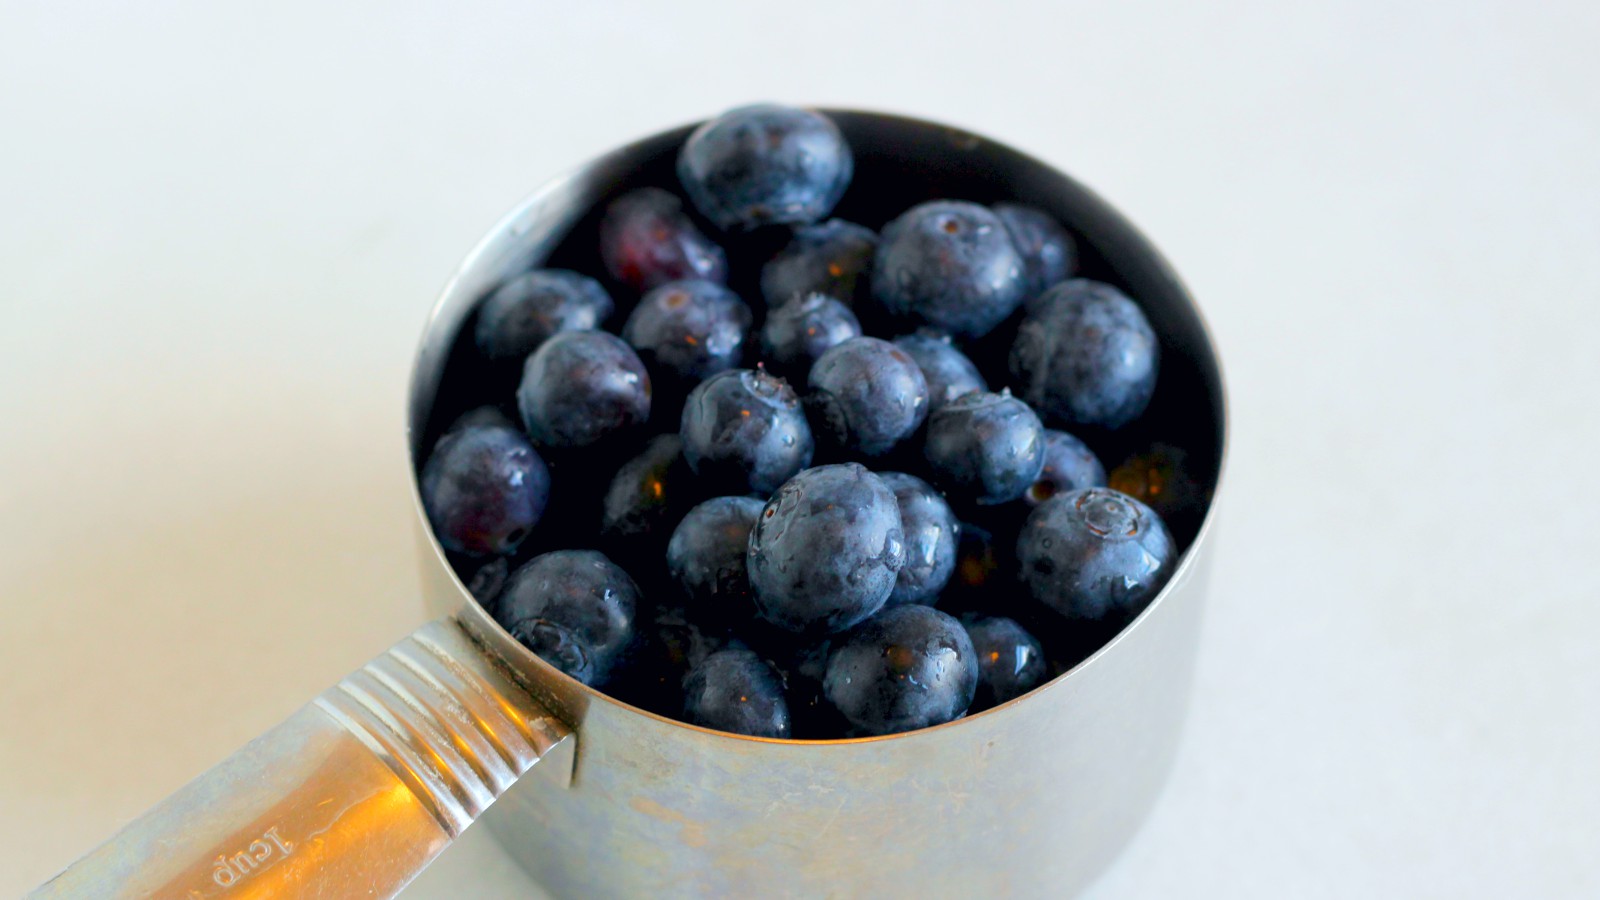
[31,110,1228,899]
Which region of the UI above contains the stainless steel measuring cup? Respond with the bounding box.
[31,110,1228,899]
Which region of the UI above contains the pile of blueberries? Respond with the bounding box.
[419,104,1199,739]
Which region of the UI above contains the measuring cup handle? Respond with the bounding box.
[28,618,572,899]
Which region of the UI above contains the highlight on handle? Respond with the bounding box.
[29,619,572,899]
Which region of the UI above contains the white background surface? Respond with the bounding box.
[3,1,1597,896]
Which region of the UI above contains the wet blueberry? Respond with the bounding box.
[937,515,1032,624]
[667,496,765,624]
[758,293,861,380]
[452,553,510,611]
[806,337,929,458]
[960,614,1047,708]
[950,520,1004,604]
[421,423,550,557]
[677,104,853,231]
[924,391,1046,506]
[1016,488,1174,622]
[418,105,1209,738]
[993,203,1077,301]
[496,549,640,685]
[599,187,728,293]
[747,463,906,634]
[1010,279,1158,430]
[892,330,988,413]
[878,472,959,608]
[760,219,878,307]
[759,636,847,738]
[473,269,615,363]
[622,279,753,395]
[872,200,1027,338]
[517,330,651,449]
[823,605,977,736]
[1108,443,1207,528]
[1023,429,1108,509]
[679,369,813,495]
[438,405,516,440]
[683,647,792,738]
[607,606,728,716]
[600,433,697,555]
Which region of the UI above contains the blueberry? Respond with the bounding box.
[1010,279,1158,430]
[677,104,853,231]
[938,515,1034,623]
[452,553,510,609]
[760,219,878,307]
[960,614,1048,708]
[496,549,639,685]
[667,496,765,623]
[892,330,988,413]
[822,605,977,736]
[473,269,615,362]
[950,520,1004,602]
[513,448,624,554]
[806,337,929,458]
[683,648,792,738]
[877,472,958,608]
[622,279,753,394]
[680,369,813,495]
[1023,429,1107,508]
[1016,488,1174,622]
[420,423,550,557]
[872,200,1027,338]
[438,405,516,440]
[747,463,905,634]
[758,293,862,380]
[758,636,847,738]
[599,187,728,293]
[924,391,1046,506]
[517,330,651,449]
[1108,442,1206,526]
[608,606,729,716]
[993,203,1077,300]
[600,433,696,554]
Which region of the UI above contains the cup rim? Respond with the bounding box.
[406,106,1231,746]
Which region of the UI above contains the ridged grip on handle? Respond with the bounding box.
[30,620,573,899]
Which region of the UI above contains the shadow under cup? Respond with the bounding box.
[409,110,1227,898]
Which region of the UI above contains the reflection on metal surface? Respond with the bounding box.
[29,621,570,899]
[207,826,293,888]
